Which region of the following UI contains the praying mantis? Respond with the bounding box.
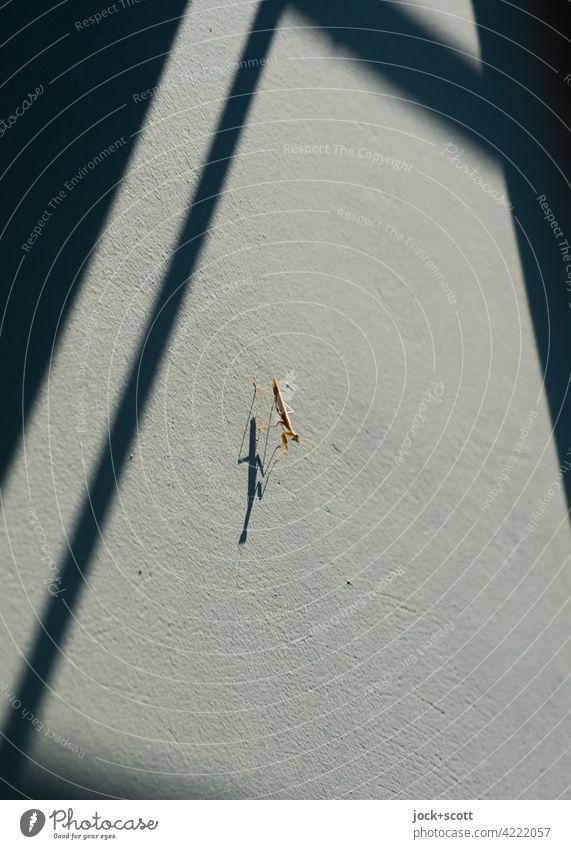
[253,377,303,455]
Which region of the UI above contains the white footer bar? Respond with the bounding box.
[1,800,570,848]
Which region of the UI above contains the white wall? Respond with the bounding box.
[1,0,570,799]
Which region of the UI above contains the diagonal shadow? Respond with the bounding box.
[292,0,571,509]
[290,0,487,151]
[471,0,571,509]
[0,0,287,795]
[0,0,191,484]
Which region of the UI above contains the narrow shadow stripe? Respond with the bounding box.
[0,1,191,484]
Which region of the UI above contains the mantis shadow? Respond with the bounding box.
[237,389,280,545]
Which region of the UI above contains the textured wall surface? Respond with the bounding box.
[1,0,570,799]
